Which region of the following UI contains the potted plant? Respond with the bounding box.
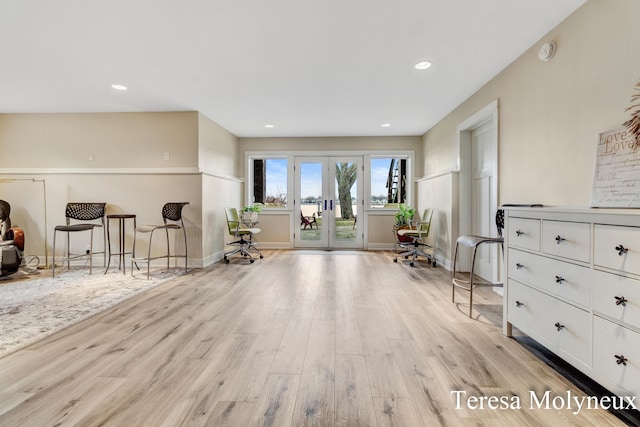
[394,204,416,242]
[241,204,262,223]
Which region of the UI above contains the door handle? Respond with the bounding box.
[324,200,327,210]
[330,200,333,210]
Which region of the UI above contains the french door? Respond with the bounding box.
[294,156,363,249]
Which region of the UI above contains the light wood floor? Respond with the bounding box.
[0,250,627,426]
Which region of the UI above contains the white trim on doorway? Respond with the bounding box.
[456,99,499,280]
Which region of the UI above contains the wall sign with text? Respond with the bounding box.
[590,126,640,207]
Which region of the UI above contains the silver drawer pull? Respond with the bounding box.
[516,263,524,270]
[615,354,628,366]
[555,276,565,284]
[614,296,628,306]
[515,300,524,308]
[615,244,628,256]
[554,322,565,331]
[516,230,525,237]
[555,235,565,244]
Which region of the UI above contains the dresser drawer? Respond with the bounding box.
[537,295,591,368]
[593,270,640,329]
[508,249,591,307]
[507,279,591,367]
[594,224,640,276]
[542,220,590,263]
[507,279,538,334]
[593,316,640,399]
[508,217,540,252]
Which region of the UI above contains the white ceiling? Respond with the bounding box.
[0,0,586,138]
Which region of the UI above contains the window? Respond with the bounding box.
[370,157,408,208]
[251,157,288,208]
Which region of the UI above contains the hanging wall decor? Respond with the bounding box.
[623,79,640,148]
[590,79,640,207]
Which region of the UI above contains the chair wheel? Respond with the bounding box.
[260,255,264,259]
[432,261,437,267]
[393,258,398,263]
[224,257,229,264]
[410,262,415,267]
[404,256,409,259]
[250,259,255,263]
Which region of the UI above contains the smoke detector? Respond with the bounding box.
[538,42,556,62]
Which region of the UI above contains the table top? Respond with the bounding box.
[107,214,136,219]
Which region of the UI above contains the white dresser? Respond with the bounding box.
[504,206,640,401]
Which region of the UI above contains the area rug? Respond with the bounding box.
[0,266,183,358]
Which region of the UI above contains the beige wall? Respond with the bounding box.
[0,112,199,168]
[198,113,238,176]
[421,0,640,265]
[239,136,423,176]
[202,175,242,265]
[239,136,423,248]
[417,172,458,269]
[197,114,242,264]
[0,111,239,269]
[367,215,396,246]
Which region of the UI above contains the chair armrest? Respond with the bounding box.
[409,220,426,229]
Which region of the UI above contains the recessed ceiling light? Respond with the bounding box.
[265,124,275,128]
[414,61,432,70]
[111,84,127,91]
[382,123,391,128]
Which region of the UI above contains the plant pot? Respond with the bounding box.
[242,211,258,224]
[395,225,413,242]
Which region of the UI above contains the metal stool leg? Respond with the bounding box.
[89,228,94,275]
[52,230,58,278]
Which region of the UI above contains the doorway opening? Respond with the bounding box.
[457,100,499,284]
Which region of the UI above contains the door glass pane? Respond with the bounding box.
[300,162,322,241]
[334,161,358,242]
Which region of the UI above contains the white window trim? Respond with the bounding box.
[365,153,413,211]
[246,154,293,211]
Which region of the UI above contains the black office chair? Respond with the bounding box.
[132,202,189,279]
[52,202,106,278]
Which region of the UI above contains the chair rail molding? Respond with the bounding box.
[0,167,202,175]
[416,169,460,182]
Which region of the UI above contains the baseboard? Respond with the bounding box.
[201,251,224,268]
[366,243,395,251]
[251,242,293,249]
[435,254,452,270]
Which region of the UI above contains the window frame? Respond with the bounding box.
[246,151,413,212]
[246,154,293,211]
[365,153,413,210]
